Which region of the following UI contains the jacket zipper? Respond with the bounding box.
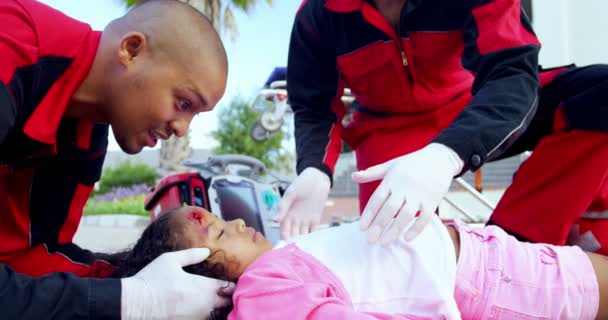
[396,4,408,67]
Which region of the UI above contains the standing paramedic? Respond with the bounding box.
[0,0,232,318]
[276,0,608,254]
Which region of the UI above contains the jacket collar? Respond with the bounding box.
[324,0,423,14]
[324,0,363,12]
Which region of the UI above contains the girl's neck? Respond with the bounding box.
[234,246,273,280]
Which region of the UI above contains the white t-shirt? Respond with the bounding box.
[275,215,459,319]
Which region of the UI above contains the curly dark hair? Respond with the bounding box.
[97,209,234,320]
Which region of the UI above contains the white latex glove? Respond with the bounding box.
[121,248,233,320]
[352,143,464,245]
[274,167,331,240]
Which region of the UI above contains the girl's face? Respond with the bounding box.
[171,206,273,281]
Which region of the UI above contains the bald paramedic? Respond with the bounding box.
[0,0,230,318]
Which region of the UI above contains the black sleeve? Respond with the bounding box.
[432,0,540,173]
[0,263,121,320]
[0,0,36,145]
[287,0,344,183]
[0,81,16,144]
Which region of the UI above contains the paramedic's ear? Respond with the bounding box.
[117,32,147,65]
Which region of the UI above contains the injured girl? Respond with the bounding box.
[107,206,608,320]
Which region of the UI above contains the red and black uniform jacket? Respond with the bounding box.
[0,1,119,318]
[287,0,542,181]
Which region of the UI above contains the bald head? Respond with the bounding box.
[107,0,227,76]
[86,0,228,154]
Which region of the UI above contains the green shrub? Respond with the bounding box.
[84,195,149,216]
[98,161,159,194]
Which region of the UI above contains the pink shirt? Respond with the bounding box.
[229,244,439,319]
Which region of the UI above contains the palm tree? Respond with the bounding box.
[125,0,271,173]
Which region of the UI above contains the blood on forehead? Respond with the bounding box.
[188,208,205,222]
[186,208,211,236]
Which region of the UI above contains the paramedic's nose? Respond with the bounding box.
[170,115,193,138]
